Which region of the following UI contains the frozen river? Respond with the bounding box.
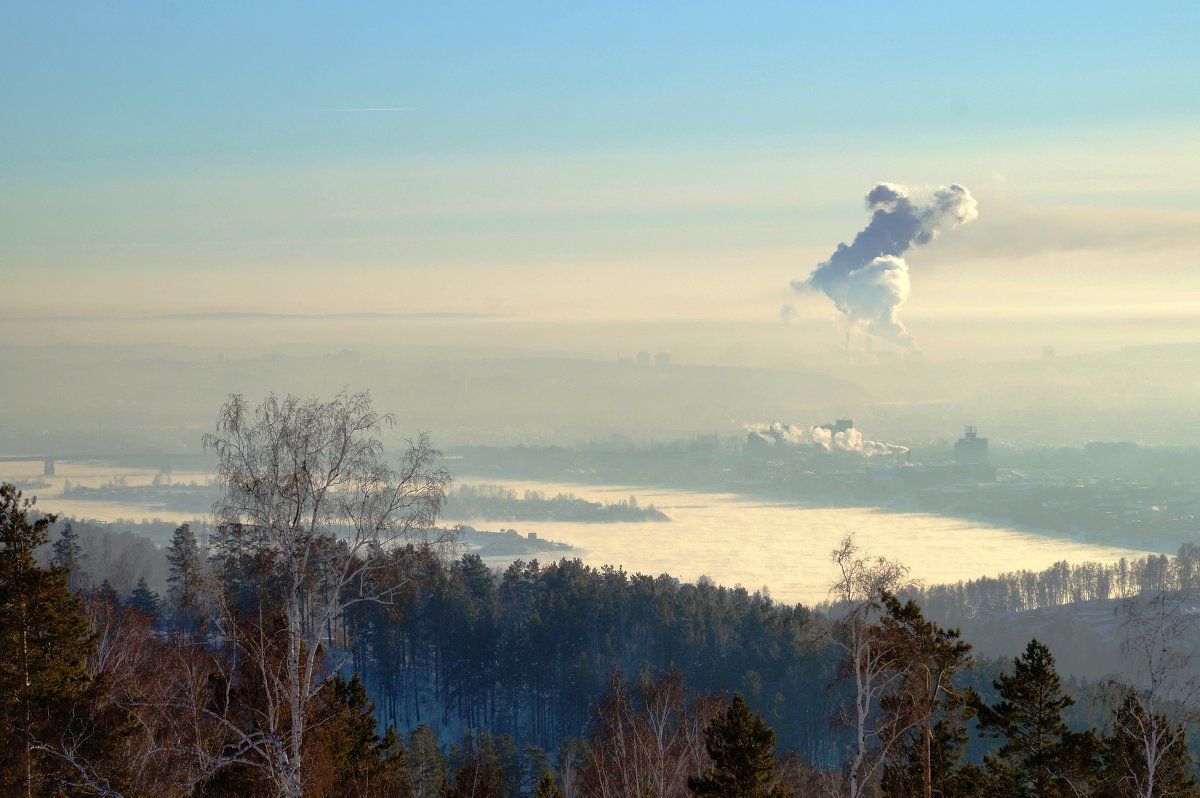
[0,461,1159,606]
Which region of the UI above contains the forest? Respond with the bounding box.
[3,393,1199,798]
[442,484,669,523]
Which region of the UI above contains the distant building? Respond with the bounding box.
[654,352,671,367]
[820,419,855,436]
[1042,345,1057,360]
[636,351,651,366]
[954,426,989,464]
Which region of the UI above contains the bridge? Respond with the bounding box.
[0,456,56,476]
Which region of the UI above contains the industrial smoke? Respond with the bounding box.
[791,183,978,350]
[746,422,907,457]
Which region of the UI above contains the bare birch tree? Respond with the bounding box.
[202,391,452,798]
[581,669,720,798]
[827,535,914,798]
[1109,590,1200,798]
[31,596,224,798]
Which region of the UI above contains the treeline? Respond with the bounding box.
[444,484,669,523]
[911,543,1200,621]
[38,516,171,596]
[61,476,218,515]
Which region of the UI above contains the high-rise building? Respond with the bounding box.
[954,426,989,464]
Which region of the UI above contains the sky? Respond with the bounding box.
[2,1,1198,360]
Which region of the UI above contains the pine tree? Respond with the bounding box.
[51,520,88,592]
[165,522,205,634]
[688,693,791,798]
[128,576,161,618]
[882,719,985,798]
[97,578,121,606]
[877,593,975,798]
[305,673,413,797]
[975,639,1090,798]
[0,483,93,798]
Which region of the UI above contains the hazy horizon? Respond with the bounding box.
[3,2,1199,533]
[4,4,1198,372]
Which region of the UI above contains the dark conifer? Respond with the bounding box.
[97,578,121,606]
[975,639,1088,798]
[51,520,88,591]
[688,693,791,798]
[306,673,413,797]
[877,593,976,798]
[0,484,93,797]
[166,522,205,633]
[128,576,161,618]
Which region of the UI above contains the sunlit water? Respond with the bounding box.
[0,461,215,532]
[0,462,1158,606]
[456,480,1156,606]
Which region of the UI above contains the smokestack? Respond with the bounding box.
[791,183,978,350]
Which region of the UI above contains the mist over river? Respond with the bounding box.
[0,462,1159,606]
[456,480,1157,606]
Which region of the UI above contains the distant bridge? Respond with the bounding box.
[0,456,56,476]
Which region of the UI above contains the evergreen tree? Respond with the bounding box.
[534,771,565,798]
[882,720,985,798]
[877,594,975,798]
[306,673,413,798]
[975,639,1092,798]
[0,484,93,797]
[50,520,88,592]
[688,693,791,798]
[166,522,205,634]
[128,576,161,618]
[97,578,121,606]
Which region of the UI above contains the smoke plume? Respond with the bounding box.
[792,183,978,349]
[745,422,907,458]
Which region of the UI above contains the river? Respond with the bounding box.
[0,462,1159,606]
[457,480,1158,605]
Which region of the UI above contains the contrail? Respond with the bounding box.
[336,107,419,112]
[790,182,977,350]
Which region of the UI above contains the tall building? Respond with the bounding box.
[954,426,989,464]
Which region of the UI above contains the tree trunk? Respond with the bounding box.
[922,721,932,798]
[22,622,32,798]
[850,647,867,798]
[285,565,304,798]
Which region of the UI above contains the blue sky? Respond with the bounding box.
[2,1,1198,356]
[4,2,1195,169]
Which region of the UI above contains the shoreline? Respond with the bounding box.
[451,468,1180,559]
